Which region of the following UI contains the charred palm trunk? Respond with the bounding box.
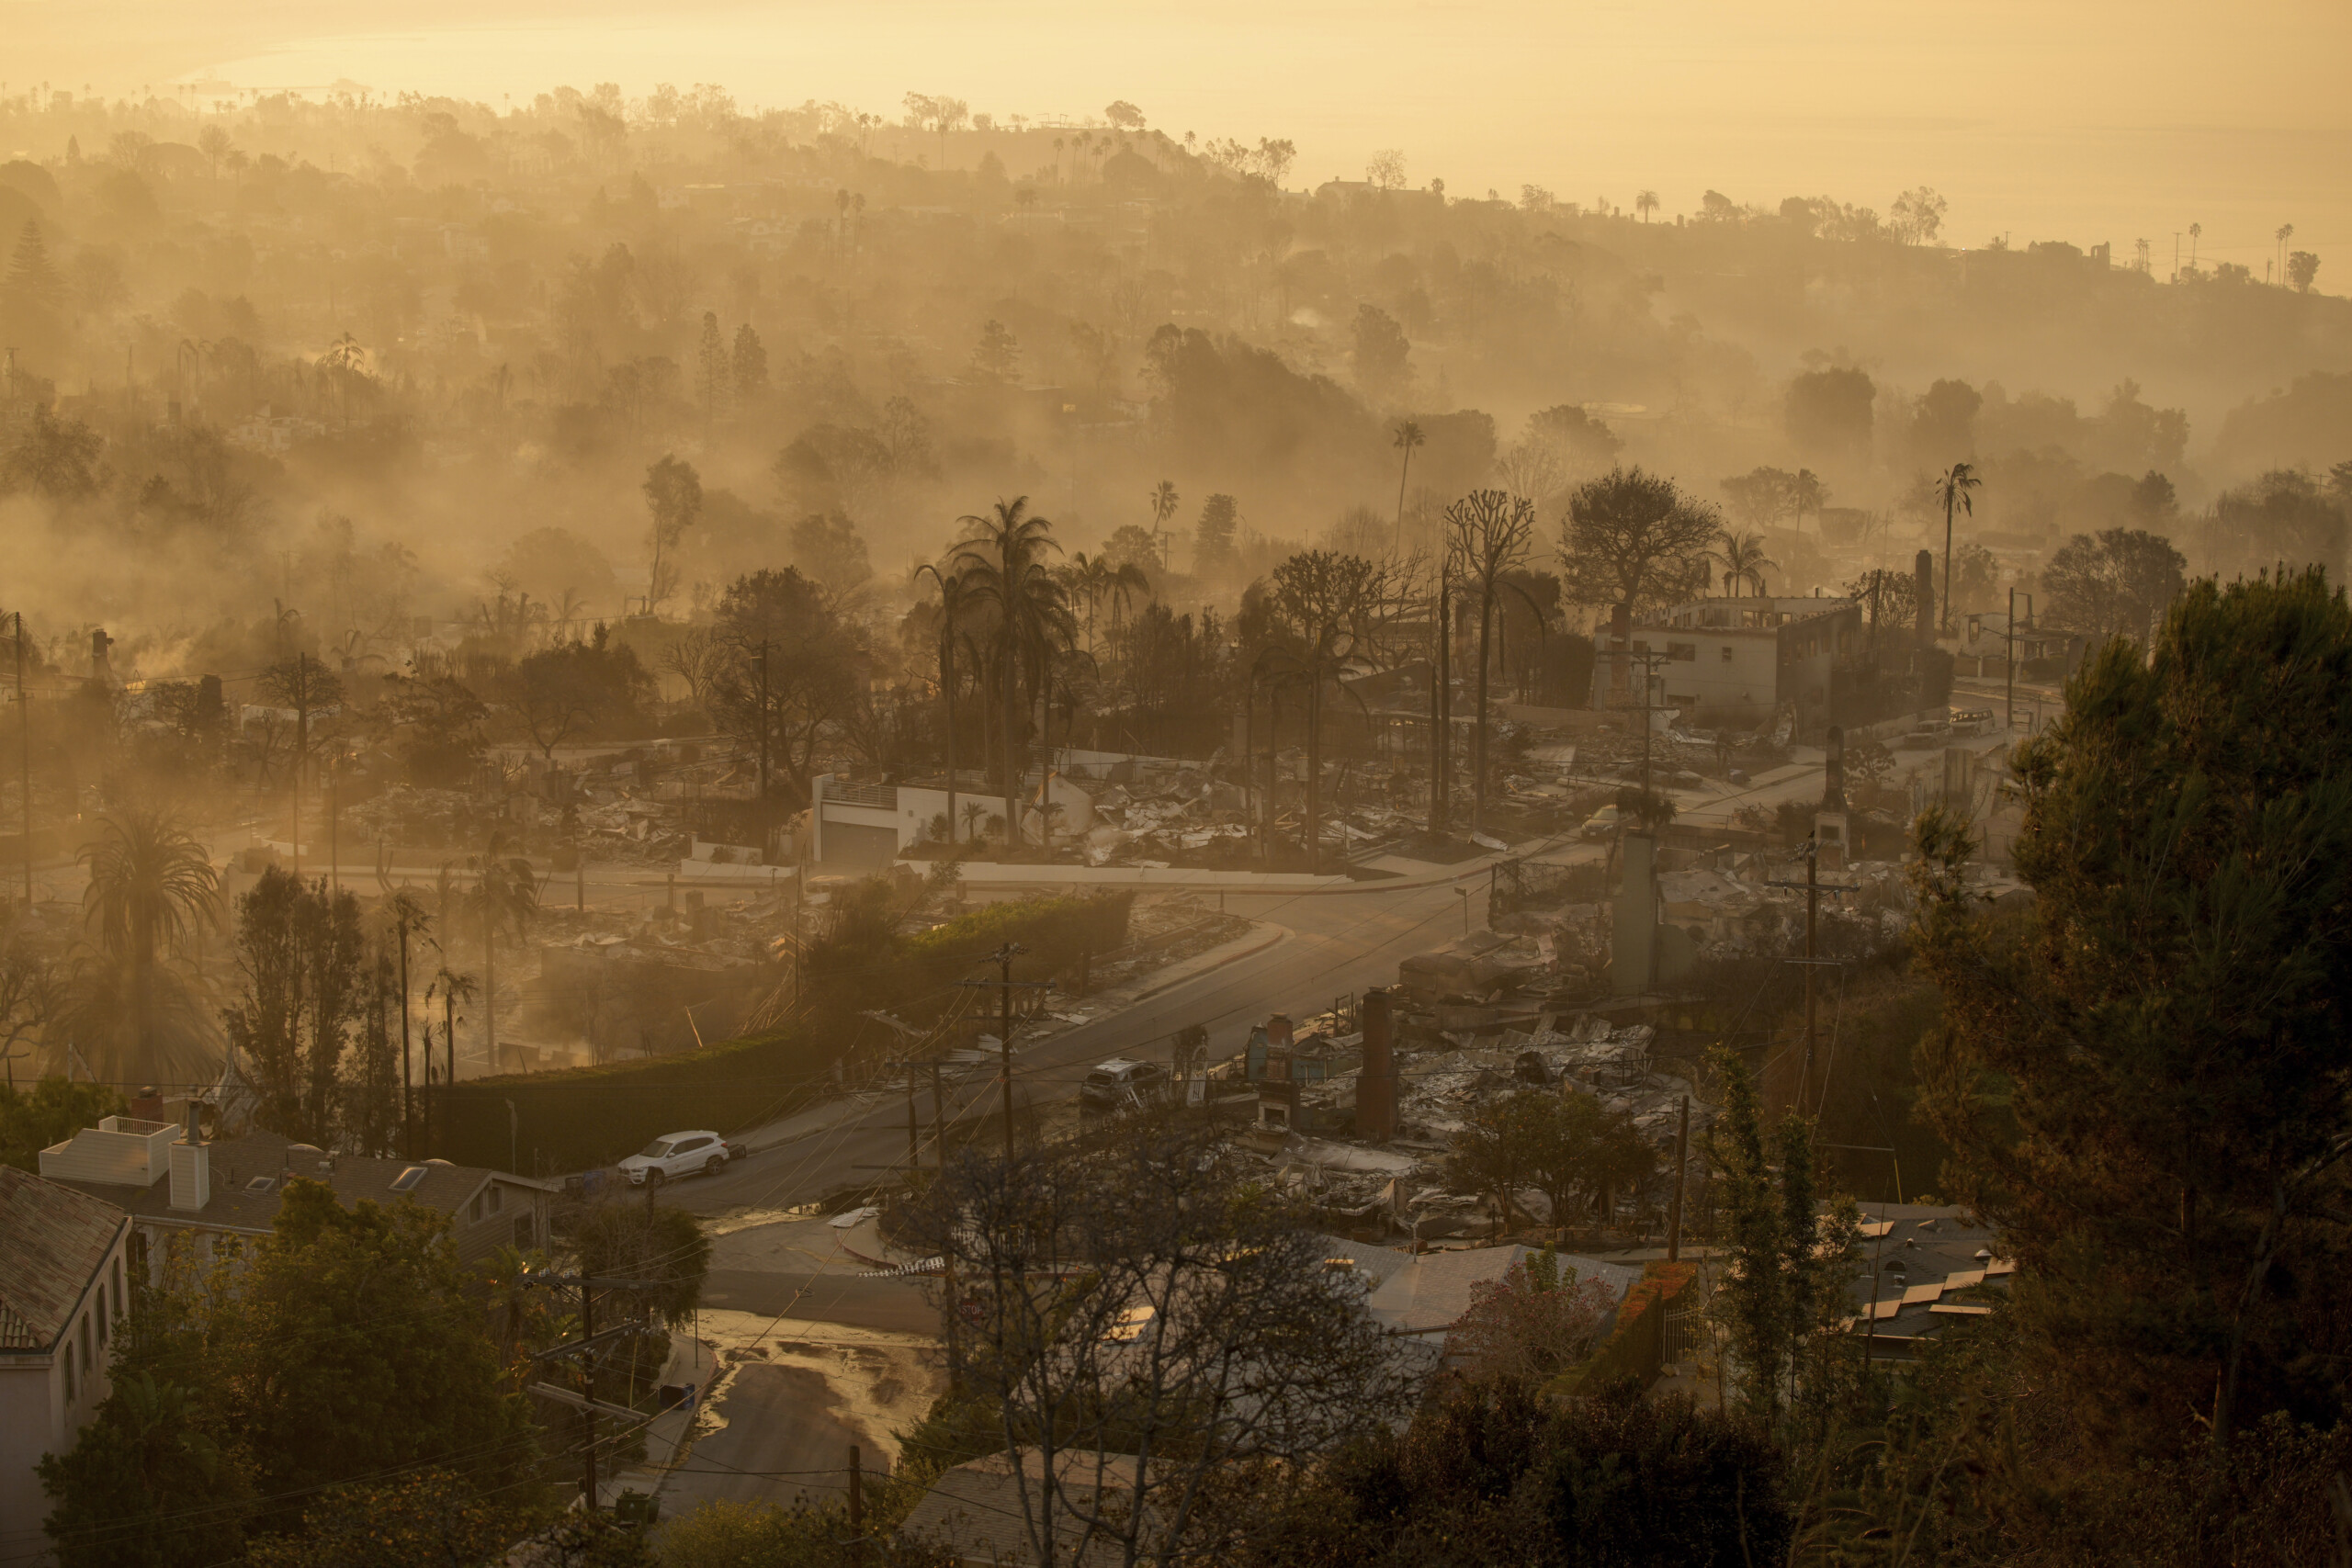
[1306,665,1324,875]
[1001,641,1022,852]
[1474,584,1495,836]
[1430,573,1452,838]
[941,637,957,847]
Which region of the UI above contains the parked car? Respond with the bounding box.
[1080,1058,1170,1110]
[618,1130,730,1187]
[1579,804,1623,840]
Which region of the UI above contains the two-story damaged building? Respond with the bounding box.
[40,1109,559,1280]
[1592,594,1864,732]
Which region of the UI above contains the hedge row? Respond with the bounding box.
[432,1024,828,1176]
[437,893,1136,1175]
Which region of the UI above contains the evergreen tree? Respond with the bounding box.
[694,310,729,423]
[1912,568,2352,1454]
[1704,1043,1860,1426]
[730,321,768,402]
[1195,491,1239,570]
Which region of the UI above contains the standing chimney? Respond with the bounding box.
[1914,550,1936,648]
[1358,988,1397,1141]
[168,1099,209,1213]
[1823,725,1846,811]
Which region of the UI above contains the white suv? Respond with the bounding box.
[619,1130,729,1187]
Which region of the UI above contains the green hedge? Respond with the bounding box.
[435,893,1135,1176]
[433,1025,828,1175]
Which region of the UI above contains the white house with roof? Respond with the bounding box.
[40,1110,559,1280]
[0,1167,131,1546]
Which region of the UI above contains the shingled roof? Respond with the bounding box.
[0,1167,127,1354]
[50,1130,558,1234]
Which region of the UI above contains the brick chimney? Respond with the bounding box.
[1357,987,1398,1142]
[1265,1013,1294,1050]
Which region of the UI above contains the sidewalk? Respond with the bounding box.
[594,1328,722,1510]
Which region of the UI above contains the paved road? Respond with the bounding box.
[668,863,1513,1215]
[659,1361,874,1512]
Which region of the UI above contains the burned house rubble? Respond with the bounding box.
[1192,964,1710,1247]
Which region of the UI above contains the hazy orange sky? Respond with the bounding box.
[12,0,2349,269]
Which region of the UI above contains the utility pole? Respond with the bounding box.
[847,1445,865,1564]
[752,639,772,801]
[580,1280,596,1508]
[523,1271,670,1513]
[16,610,28,906]
[1429,560,1450,838]
[905,1066,919,1168]
[397,901,414,1158]
[1614,649,1671,797]
[1666,1095,1690,1263]
[1769,840,1857,1112]
[2005,590,2032,731]
[928,1061,947,1168]
[957,942,1052,1160]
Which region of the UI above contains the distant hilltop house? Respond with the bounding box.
[40,1106,557,1280]
[1594,593,1863,732]
[1,1166,132,1538]
[225,404,329,454]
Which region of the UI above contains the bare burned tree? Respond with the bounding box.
[901,1118,1414,1568]
[1264,550,1386,873]
[1445,490,1537,836]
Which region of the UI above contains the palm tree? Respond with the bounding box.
[68,807,221,1083]
[460,835,537,1073]
[1707,530,1778,597]
[1057,552,1114,656]
[1934,463,1983,634]
[961,799,987,846]
[1390,420,1425,553]
[1635,189,1659,223]
[1148,480,1180,570]
[378,888,431,1157]
[2188,221,2202,271]
[950,498,1075,853]
[2276,222,2294,284]
[1789,468,1825,535]
[911,558,978,848]
[423,965,476,1151]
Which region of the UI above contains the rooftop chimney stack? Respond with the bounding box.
[168,1100,209,1213]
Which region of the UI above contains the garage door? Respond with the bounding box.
[820,818,899,869]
